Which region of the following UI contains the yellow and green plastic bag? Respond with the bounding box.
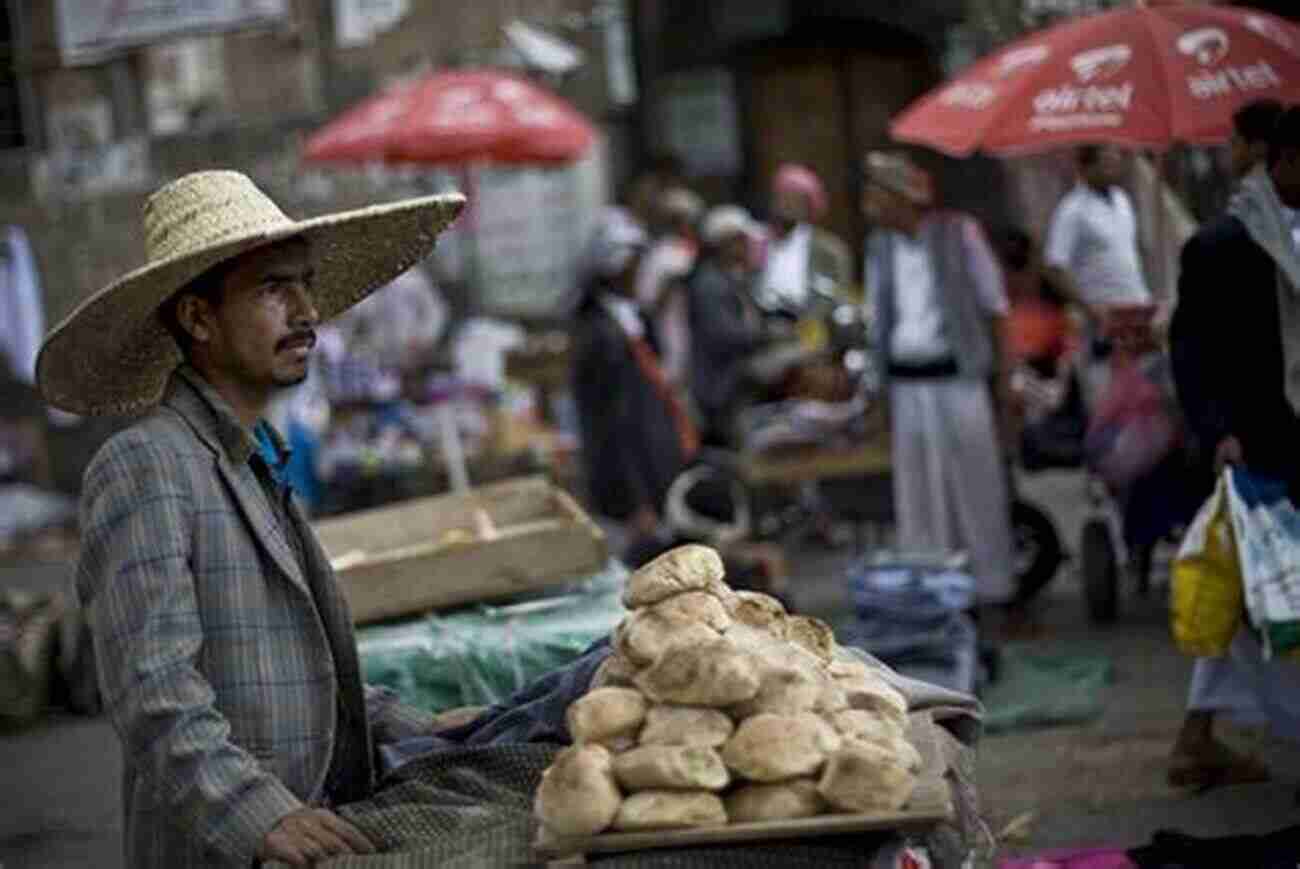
[1172,474,1244,657]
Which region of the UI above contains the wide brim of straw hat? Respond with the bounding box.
[38,190,465,416]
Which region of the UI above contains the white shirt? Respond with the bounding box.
[889,233,950,363]
[759,223,812,310]
[1044,184,1151,306]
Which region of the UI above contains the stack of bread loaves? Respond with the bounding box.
[535,545,923,839]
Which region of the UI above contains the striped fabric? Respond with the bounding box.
[76,366,434,868]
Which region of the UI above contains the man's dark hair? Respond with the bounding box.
[159,258,233,356]
[1234,99,1284,146]
[1076,144,1102,169]
[1268,105,1300,168]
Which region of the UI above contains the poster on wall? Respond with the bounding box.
[653,68,743,177]
[468,141,608,319]
[146,38,227,135]
[57,0,288,66]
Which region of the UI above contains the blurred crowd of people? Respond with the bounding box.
[570,158,864,542]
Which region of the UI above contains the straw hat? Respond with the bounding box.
[862,151,934,207]
[37,171,465,416]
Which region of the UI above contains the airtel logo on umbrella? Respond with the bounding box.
[1245,14,1295,51]
[996,44,1051,79]
[940,82,998,110]
[1070,44,1132,83]
[1178,28,1230,66]
[1178,23,1284,101]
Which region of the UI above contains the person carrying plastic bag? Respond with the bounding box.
[1167,103,1300,791]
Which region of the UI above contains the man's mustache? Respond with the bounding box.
[276,330,317,352]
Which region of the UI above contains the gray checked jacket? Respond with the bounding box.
[75,367,434,868]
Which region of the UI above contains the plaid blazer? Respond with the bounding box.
[76,368,433,868]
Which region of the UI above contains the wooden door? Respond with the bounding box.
[745,59,858,267]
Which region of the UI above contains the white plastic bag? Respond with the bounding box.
[1223,468,1300,660]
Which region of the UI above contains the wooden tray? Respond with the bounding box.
[533,777,952,860]
[312,476,608,624]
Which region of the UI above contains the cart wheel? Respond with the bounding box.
[1081,519,1119,624]
[1012,499,1064,607]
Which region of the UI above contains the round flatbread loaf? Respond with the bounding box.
[590,654,640,690]
[731,662,821,718]
[827,658,872,682]
[827,709,905,746]
[567,687,648,746]
[706,577,739,611]
[624,545,725,608]
[639,705,735,748]
[651,590,732,633]
[725,779,826,823]
[727,591,788,640]
[721,622,783,659]
[841,671,908,725]
[721,713,840,782]
[786,615,835,663]
[817,741,917,813]
[636,639,760,708]
[613,790,728,831]
[616,610,721,667]
[534,745,623,837]
[814,677,849,714]
[612,745,730,792]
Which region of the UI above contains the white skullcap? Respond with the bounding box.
[702,205,760,246]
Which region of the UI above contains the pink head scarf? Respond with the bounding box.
[773,163,828,220]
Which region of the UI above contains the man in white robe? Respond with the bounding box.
[862,152,1016,637]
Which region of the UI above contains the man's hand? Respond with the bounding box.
[259,808,376,866]
[1215,436,1243,473]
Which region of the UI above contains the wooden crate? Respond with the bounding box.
[312,476,608,624]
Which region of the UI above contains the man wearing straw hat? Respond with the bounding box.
[37,171,464,867]
[862,151,1016,656]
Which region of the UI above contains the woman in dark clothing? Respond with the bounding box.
[572,208,698,539]
[687,206,771,445]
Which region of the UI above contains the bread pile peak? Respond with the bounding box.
[535,545,922,838]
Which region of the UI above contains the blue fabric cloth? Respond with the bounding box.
[844,555,977,695]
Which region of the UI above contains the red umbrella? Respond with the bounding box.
[891,3,1300,156]
[303,68,596,165]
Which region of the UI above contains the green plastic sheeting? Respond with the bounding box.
[982,645,1114,734]
[356,562,628,713]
